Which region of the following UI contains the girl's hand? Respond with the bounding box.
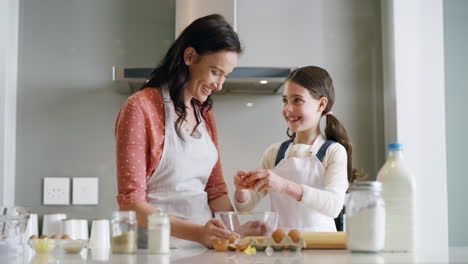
[245,169,287,193]
[234,170,252,190]
[199,218,237,248]
[234,170,253,203]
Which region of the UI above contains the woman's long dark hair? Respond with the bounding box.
[142,14,242,138]
[286,66,356,183]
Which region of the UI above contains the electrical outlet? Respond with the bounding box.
[43,177,70,205]
[72,177,98,205]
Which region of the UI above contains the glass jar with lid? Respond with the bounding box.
[148,210,170,254]
[111,211,137,254]
[345,181,385,252]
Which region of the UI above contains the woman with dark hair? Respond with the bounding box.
[115,14,242,248]
[233,66,355,232]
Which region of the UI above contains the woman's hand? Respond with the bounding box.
[198,218,237,248]
[245,169,288,193]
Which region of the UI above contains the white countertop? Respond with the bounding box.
[4,246,468,263]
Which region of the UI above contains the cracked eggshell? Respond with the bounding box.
[234,237,251,251]
[227,243,237,251]
[228,235,237,244]
[213,239,228,252]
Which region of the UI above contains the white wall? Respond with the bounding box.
[15,0,174,218]
[382,0,448,259]
[0,0,19,206]
[444,0,468,247]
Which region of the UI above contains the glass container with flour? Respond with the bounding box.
[111,211,137,254]
[346,181,385,252]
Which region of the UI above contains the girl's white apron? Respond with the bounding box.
[270,139,336,232]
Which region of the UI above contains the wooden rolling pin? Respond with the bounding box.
[247,232,347,249]
[302,232,347,249]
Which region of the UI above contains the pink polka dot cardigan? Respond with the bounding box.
[115,87,228,208]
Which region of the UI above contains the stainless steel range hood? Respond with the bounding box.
[112,66,293,95]
[113,0,296,95]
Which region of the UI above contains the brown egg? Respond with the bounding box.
[50,235,59,239]
[288,229,302,243]
[272,229,286,243]
[61,234,71,240]
[39,235,48,239]
[29,235,38,240]
[213,239,228,252]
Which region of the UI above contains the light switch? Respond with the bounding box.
[72,177,98,205]
[43,177,70,205]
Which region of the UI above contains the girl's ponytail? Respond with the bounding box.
[324,114,356,183]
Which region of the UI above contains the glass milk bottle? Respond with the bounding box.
[148,211,170,254]
[377,143,415,252]
[346,181,385,252]
[111,211,137,254]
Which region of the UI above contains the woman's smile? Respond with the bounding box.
[202,86,212,96]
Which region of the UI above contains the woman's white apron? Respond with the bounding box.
[146,87,218,248]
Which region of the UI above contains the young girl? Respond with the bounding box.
[233,66,354,232]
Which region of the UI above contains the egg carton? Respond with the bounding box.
[250,236,305,251]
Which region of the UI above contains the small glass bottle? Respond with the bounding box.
[346,181,385,252]
[148,210,170,254]
[111,211,137,254]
